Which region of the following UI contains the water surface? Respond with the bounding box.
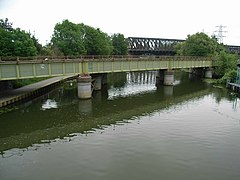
[0,71,240,180]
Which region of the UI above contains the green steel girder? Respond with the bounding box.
[0,56,215,80]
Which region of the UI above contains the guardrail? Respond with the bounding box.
[0,55,215,63]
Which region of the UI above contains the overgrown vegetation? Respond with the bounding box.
[176,32,238,84]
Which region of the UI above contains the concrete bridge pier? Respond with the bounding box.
[192,68,205,77]
[164,70,175,86]
[156,70,175,86]
[93,76,102,90]
[204,68,213,78]
[101,73,108,86]
[156,70,165,86]
[77,75,92,99]
[92,73,108,90]
[188,68,194,79]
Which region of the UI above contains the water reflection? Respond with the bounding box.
[108,71,157,99]
[0,71,239,154]
[1,71,240,180]
[41,99,58,110]
[163,85,174,97]
[78,99,92,114]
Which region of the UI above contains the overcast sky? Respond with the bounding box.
[1,0,240,46]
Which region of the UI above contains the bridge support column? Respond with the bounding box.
[205,68,213,79]
[156,70,165,86]
[164,70,175,86]
[93,76,102,90]
[77,75,92,99]
[193,68,204,77]
[102,73,108,85]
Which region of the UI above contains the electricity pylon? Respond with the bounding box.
[214,25,227,44]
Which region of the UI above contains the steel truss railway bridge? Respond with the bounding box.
[128,37,240,55]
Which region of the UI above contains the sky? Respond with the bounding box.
[1,0,240,46]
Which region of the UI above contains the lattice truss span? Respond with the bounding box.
[128,37,240,55]
[128,37,184,55]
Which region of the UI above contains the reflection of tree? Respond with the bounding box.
[212,86,239,110]
[107,72,127,88]
[232,97,239,111]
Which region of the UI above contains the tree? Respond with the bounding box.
[214,51,237,83]
[51,20,86,56]
[31,34,43,55]
[175,32,221,56]
[111,33,128,55]
[175,32,238,84]
[82,24,113,55]
[0,18,13,31]
[51,20,114,56]
[0,18,37,57]
[0,27,12,56]
[11,28,37,56]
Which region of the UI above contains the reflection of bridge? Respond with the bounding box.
[0,76,210,152]
[128,37,240,55]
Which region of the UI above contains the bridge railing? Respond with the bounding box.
[0,55,216,63]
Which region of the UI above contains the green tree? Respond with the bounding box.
[176,32,220,56]
[82,24,112,55]
[0,19,37,57]
[111,33,128,55]
[175,32,238,84]
[31,34,43,55]
[11,28,37,56]
[51,20,114,56]
[214,51,237,83]
[0,27,12,56]
[0,18,13,31]
[51,20,86,56]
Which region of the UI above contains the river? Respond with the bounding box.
[0,71,240,180]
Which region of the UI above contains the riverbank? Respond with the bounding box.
[0,75,77,108]
[227,82,240,93]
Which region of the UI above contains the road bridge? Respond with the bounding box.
[128,37,240,55]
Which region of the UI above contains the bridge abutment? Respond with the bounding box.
[77,75,92,99]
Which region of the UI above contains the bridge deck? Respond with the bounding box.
[0,56,215,80]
